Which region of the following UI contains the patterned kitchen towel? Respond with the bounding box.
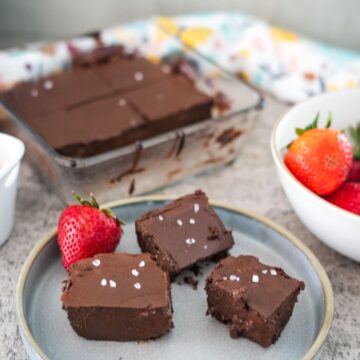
[1,12,360,103]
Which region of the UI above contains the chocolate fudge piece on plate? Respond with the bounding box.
[125,75,213,133]
[135,190,234,280]
[205,255,305,347]
[61,253,173,341]
[2,68,110,118]
[30,95,146,157]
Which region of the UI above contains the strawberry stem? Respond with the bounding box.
[72,192,126,225]
[286,112,333,149]
[349,122,360,160]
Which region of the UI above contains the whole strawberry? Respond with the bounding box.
[347,123,360,182]
[347,160,360,182]
[285,114,353,196]
[58,194,124,271]
[325,182,360,215]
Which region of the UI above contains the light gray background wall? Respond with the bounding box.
[0,0,359,51]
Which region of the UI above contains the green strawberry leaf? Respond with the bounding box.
[287,112,333,149]
[293,112,332,137]
[72,192,126,225]
[349,122,360,160]
[325,113,332,128]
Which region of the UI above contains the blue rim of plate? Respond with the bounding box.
[16,196,334,360]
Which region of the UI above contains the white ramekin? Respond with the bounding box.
[0,132,25,246]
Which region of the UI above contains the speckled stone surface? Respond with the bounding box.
[0,96,359,360]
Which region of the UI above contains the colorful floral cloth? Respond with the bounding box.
[1,12,360,103]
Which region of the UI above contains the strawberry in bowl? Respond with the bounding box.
[325,183,360,216]
[284,114,353,196]
[347,123,360,182]
[58,193,124,271]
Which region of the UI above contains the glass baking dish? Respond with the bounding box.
[0,43,263,204]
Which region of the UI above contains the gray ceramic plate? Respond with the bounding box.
[16,196,333,360]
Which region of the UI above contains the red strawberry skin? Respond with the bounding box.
[58,205,121,270]
[285,128,353,196]
[347,160,360,182]
[325,182,360,216]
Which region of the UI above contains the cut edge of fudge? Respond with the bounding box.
[135,190,234,280]
[205,255,305,347]
[31,95,148,158]
[61,252,173,342]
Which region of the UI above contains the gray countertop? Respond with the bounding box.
[0,96,359,360]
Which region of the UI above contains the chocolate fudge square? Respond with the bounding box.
[125,75,213,133]
[30,95,145,157]
[205,255,305,347]
[61,253,173,341]
[97,56,169,92]
[1,68,110,118]
[135,190,234,280]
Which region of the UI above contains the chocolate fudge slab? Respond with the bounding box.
[125,75,213,133]
[73,45,126,67]
[2,68,111,118]
[61,253,173,341]
[135,190,234,280]
[97,57,169,92]
[31,95,146,157]
[205,255,305,347]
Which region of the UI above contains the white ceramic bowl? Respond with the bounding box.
[0,133,25,246]
[271,90,360,262]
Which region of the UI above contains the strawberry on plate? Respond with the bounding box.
[325,182,360,216]
[58,193,124,271]
[285,114,353,196]
[347,123,360,182]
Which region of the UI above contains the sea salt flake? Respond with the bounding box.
[185,238,196,245]
[203,245,208,250]
[229,275,237,281]
[189,218,195,224]
[194,203,200,213]
[262,269,268,274]
[30,89,38,97]
[101,278,107,286]
[223,276,227,280]
[130,118,138,126]
[43,80,53,90]
[92,259,101,267]
[270,269,277,276]
[236,276,240,282]
[162,64,171,74]
[158,215,164,221]
[252,274,259,283]
[177,219,183,226]
[109,280,117,288]
[134,72,144,81]
[156,93,164,101]
[132,269,139,277]
[118,98,127,107]
[134,282,141,289]
[139,261,145,267]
